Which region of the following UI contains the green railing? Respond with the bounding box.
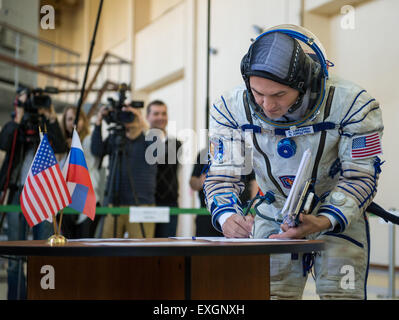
[0,205,211,215]
[0,205,379,217]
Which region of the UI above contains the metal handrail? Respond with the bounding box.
[0,21,80,57]
[0,22,131,109]
[0,52,79,84]
[79,51,132,107]
[38,61,131,68]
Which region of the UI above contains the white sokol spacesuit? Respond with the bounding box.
[204,25,384,299]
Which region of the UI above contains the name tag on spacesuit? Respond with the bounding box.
[285,126,314,138]
[129,207,170,223]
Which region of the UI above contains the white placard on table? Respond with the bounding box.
[129,206,170,223]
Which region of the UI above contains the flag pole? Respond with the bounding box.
[57,125,75,236]
[39,125,56,242]
[39,124,67,246]
[48,211,67,246]
[52,214,58,236]
[58,209,64,235]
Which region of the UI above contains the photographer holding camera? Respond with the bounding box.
[91,91,157,239]
[0,87,67,300]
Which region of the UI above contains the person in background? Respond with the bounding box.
[146,100,182,237]
[59,106,102,238]
[92,104,157,238]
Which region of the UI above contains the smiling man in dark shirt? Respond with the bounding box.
[146,100,181,237]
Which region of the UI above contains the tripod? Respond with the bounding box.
[104,126,146,238]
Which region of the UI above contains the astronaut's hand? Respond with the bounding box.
[269,214,331,239]
[222,213,254,238]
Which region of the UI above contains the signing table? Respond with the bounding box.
[0,238,324,300]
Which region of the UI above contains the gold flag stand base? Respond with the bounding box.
[47,209,67,246]
[47,234,67,246]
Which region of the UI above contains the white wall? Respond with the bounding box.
[150,0,184,21]
[134,2,185,91]
[208,0,301,105]
[328,0,399,210]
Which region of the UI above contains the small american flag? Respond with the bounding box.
[351,132,382,159]
[20,134,71,227]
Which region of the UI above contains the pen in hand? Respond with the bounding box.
[234,203,253,238]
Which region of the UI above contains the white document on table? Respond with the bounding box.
[169,237,308,242]
[199,237,308,242]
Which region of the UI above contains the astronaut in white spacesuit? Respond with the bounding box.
[204,25,384,299]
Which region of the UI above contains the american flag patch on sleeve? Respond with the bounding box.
[351,132,382,159]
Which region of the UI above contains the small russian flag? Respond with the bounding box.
[62,128,96,220]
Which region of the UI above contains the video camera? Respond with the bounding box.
[104,83,144,125]
[17,86,58,112]
[16,86,59,143]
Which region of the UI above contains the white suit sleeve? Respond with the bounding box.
[204,95,247,232]
[317,89,383,233]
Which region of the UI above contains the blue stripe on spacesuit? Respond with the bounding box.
[343,169,358,173]
[343,169,375,178]
[210,113,237,129]
[211,208,233,232]
[211,207,225,230]
[205,185,235,195]
[204,179,242,188]
[340,90,366,125]
[337,185,364,204]
[341,179,375,197]
[200,164,210,175]
[318,209,346,233]
[341,183,368,201]
[204,181,243,191]
[359,189,377,209]
[341,98,376,126]
[353,178,374,192]
[273,122,336,136]
[324,232,364,248]
[342,171,376,185]
[212,104,239,129]
[203,185,210,209]
[344,181,371,198]
[339,177,377,209]
[348,176,377,206]
[210,204,242,232]
[342,106,380,127]
[221,95,239,128]
[212,204,242,216]
[206,174,240,180]
[341,170,377,190]
[320,205,348,225]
